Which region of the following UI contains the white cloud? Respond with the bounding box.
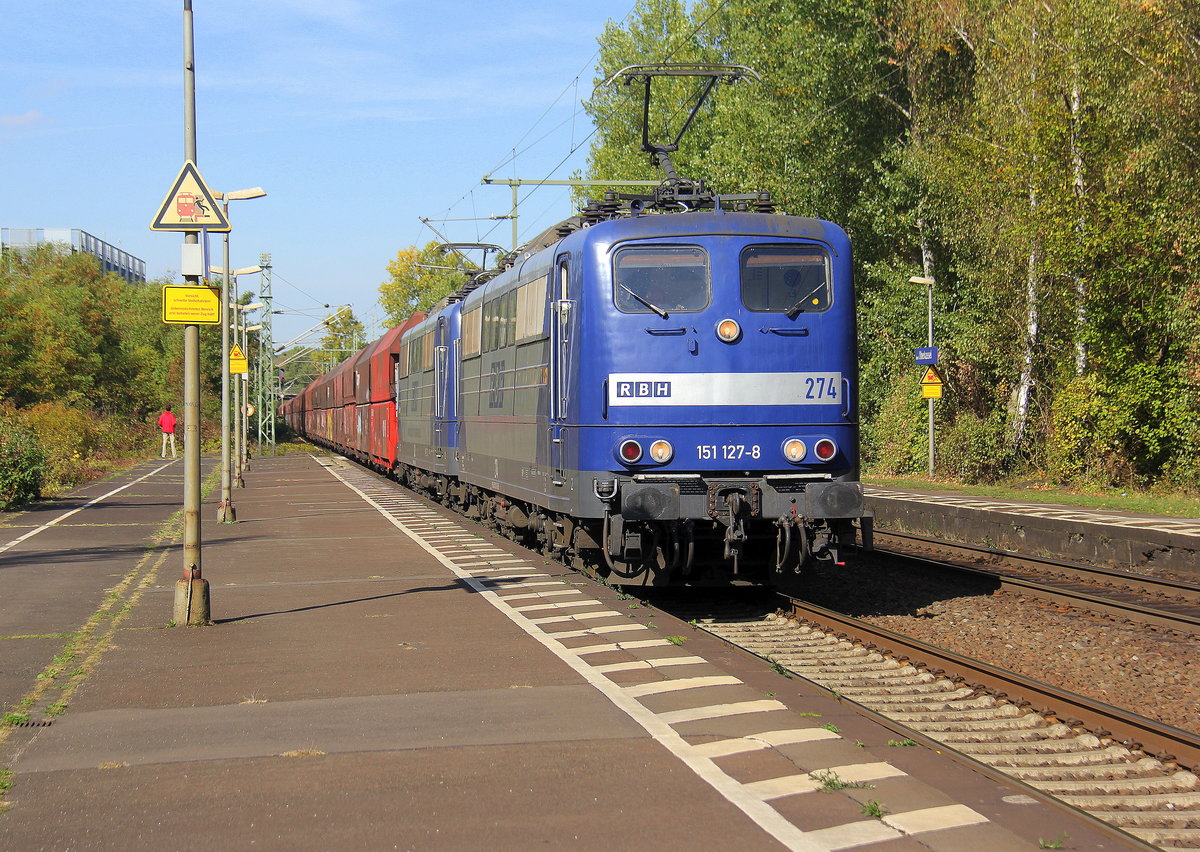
[0,110,46,129]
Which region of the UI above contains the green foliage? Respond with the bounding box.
[586,0,1200,488]
[379,242,469,326]
[19,402,95,493]
[0,405,46,508]
[938,410,1013,483]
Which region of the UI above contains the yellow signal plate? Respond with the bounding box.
[230,343,248,375]
[922,383,943,399]
[162,284,221,325]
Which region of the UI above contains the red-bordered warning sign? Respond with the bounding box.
[150,161,231,232]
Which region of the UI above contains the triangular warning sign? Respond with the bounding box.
[150,161,231,232]
[920,366,943,385]
[230,343,248,374]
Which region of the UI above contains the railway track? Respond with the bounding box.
[665,595,1200,851]
[871,529,1200,636]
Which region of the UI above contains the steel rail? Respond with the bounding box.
[873,530,1200,634]
[785,596,1200,774]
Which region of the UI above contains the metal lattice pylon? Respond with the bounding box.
[255,252,276,452]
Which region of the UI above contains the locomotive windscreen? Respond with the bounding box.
[613,246,710,313]
[740,246,831,313]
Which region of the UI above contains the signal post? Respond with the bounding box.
[149,1,232,625]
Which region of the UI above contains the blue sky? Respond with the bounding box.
[1,1,631,344]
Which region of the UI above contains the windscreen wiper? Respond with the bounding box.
[619,283,669,318]
[783,283,826,319]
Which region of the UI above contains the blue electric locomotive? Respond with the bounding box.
[283,63,870,588]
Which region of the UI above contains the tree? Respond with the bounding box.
[379,241,468,326]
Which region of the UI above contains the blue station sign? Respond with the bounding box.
[915,346,939,365]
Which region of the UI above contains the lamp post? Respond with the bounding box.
[910,275,936,477]
[233,300,265,485]
[213,187,266,523]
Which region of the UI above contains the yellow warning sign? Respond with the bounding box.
[230,344,248,375]
[150,161,231,232]
[920,366,943,385]
[162,284,221,324]
[922,383,943,399]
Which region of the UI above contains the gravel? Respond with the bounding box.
[798,555,1200,737]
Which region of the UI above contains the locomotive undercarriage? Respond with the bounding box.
[374,452,868,590]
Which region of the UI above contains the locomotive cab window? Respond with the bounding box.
[613,246,709,314]
[740,245,831,314]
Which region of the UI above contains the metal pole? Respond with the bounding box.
[234,302,245,486]
[927,283,935,478]
[174,0,210,626]
[217,209,235,521]
[240,318,250,472]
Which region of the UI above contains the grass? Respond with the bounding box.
[864,474,1200,519]
[1038,833,1068,849]
[860,800,888,818]
[767,658,793,678]
[887,738,919,747]
[811,770,873,792]
[820,723,840,734]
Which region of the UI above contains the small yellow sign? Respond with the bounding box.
[230,344,248,375]
[150,161,231,232]
[922,383,943,399]
[920,366,943,385]
[162,284,221,324]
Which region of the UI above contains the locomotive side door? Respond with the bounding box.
[550,255,572,486]
[433,317,448,461]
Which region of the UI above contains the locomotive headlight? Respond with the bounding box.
[618,439,643,464]
[782,438,807,463]
[814,438,838,461]
[715,318,741,342]
[648,439,674,463]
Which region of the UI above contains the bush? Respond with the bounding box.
[1045,376,1135,487]
[0,408,46,509]
[938,410,1013,482]
[862,372,926,476]
[20,402,97,493]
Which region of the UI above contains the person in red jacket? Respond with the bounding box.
[158,407,177,458]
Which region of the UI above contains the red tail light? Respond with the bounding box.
[619,439,643,464]
[814,439,837,461]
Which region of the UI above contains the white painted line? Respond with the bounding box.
[0,462,176,556]
[822,762,908,784]
[495,589,582,602]
[688,728,840,759]
[512,600,610,613]
[528,611,622,625]
[481,580,565,589]
[744,764,904,802]
[801,820,901,850]
[648,656,709,668]
[882,804,988,835]
[658,699,786,725]
[593,656,707,674]
[624,675,742,698]
[742,774,822,799]
[549,624,651,638]
[566,639,674,656]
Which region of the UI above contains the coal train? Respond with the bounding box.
[280,64,871,590]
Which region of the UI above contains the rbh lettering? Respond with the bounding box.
[616,380,672,398]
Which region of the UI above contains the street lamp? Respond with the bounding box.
[909,275,936,477]
[230,299,265,485]
[212,186,266,523]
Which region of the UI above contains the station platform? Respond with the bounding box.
[0,454,1142,851]
[864,485,1200,578]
